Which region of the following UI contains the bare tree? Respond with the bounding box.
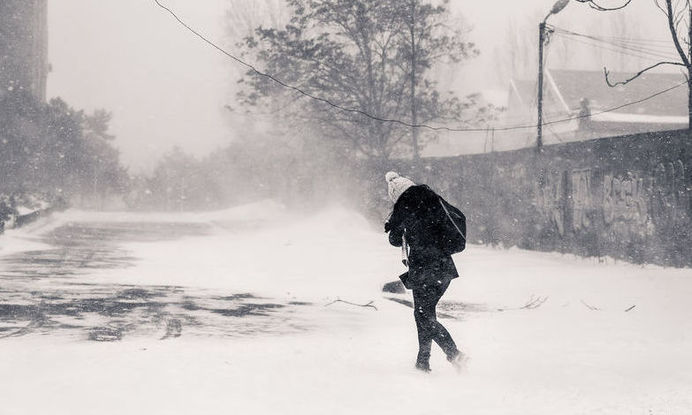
[399,0,477,160]
[577,0,692,127]
[226,0,289,41]
[496,13,549,85]
[607,12,644,71]
[236,0,481,161]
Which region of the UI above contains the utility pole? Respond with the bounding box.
[537,0,570,151]
[537,21,546,151]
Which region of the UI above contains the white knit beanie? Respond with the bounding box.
[385,171,416,203]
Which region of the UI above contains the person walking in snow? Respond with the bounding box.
[384,172,466,372]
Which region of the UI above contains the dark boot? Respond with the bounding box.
[447,350,468,372]
[415,361,431,373]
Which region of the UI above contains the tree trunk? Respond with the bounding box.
[688,71,691,135]
[410,0,420,161]
[689,7,692,135]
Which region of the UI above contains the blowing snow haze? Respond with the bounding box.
[47,0,231,172]
[46,0,672,171]
[2,1,692,413]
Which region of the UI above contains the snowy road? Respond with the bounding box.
[0,220,321,340]
[1,203,691,414]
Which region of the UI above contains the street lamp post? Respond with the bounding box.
[537,0,570,151]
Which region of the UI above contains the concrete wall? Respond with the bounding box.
[376,129,691,267]
[0,0,48,101]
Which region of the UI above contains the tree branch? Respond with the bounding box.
[654,0,668,16]
[580,299,601,311]
[324,298,378,310]
[666,0,691,67]
[575,0,632,11]
[604,61,687,87]
[497,295,549,311]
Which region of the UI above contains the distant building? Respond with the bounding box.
[0,0,49,101]
[507,69,688,145]
[422,69,689,159]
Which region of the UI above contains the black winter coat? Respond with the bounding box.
[385,185,459,288]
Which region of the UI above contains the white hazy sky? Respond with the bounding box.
[47,0,672,171]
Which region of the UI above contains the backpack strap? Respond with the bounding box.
[401,233,409,267]
[439,198,466,241]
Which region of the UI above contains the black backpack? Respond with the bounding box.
[438,197,466,254]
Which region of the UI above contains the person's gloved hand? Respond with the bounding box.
[384,221,391,233]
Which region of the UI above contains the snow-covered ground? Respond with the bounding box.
[1,202,691,414]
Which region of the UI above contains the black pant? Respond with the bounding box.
[412,280,458,368]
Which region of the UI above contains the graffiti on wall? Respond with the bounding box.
[651,160,689,227]
[535,170,565,235]
[603,172,650,228]
[493,164,527,182]
[601,159,689,236]
[510,164,527,181]
[531,160,689,239]
[571,169,592,231]
[384,129,691,266]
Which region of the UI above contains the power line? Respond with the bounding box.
[598,35,673,45]
[553,32,680,62]
[550,26,676,54]
[153,0,688,133]
[555,33,680,62]
[551,26,682,61]
[577,36,677,60]
[596,34,673,46]
[153,0,451,132]
[513,80,688,131]
[583,39,680,60]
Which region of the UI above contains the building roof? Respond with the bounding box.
[548,69,687,116]
[509,69,688,118]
